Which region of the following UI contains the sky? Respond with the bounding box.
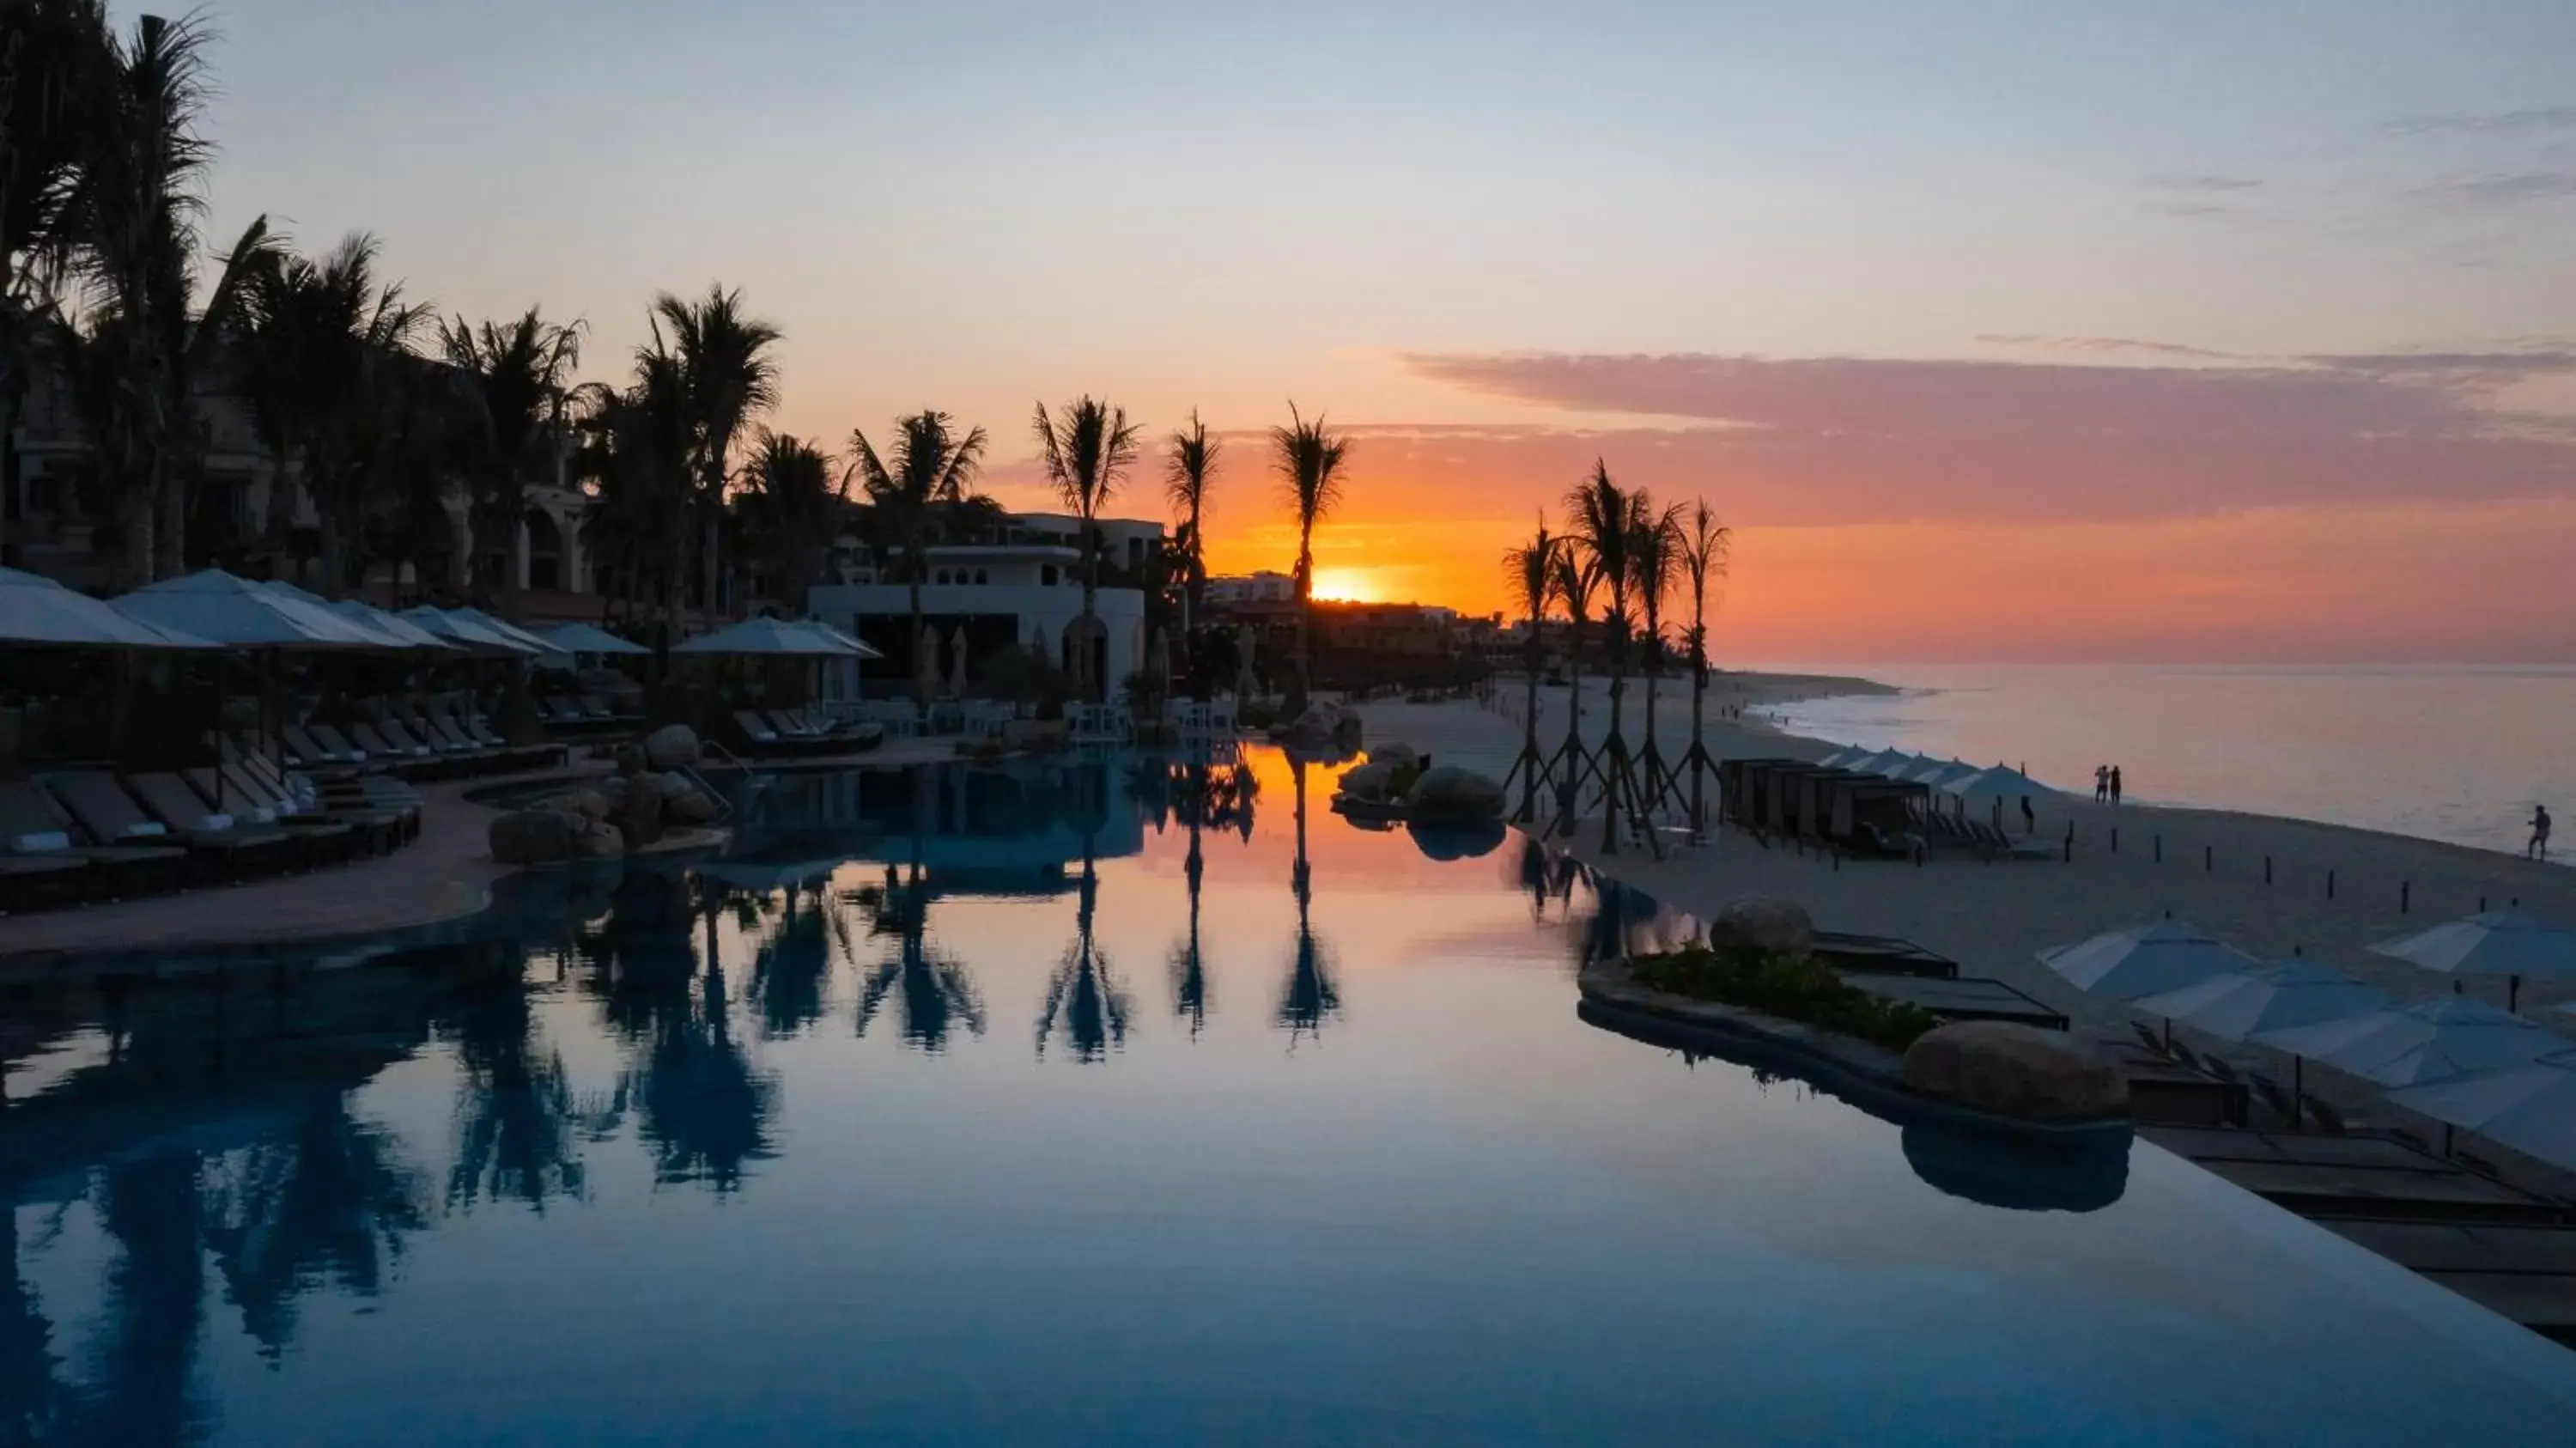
[161,0,2576,663]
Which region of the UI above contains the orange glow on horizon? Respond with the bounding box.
[1305,568,1382,603]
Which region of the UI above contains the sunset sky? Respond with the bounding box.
[179,0,2576,662]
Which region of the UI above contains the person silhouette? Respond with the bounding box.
[2532,805,2553,861]
[2094,765,2109,804]
[2109,765,2123,806]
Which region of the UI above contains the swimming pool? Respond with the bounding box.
[7,746,2576,1445]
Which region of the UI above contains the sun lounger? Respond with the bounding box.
[0,781,187,898]
[732,709,791,754]
[577,694,619,721]
[0,852,89,912]
[228,748,419,843]
[185,767,366,861]
[281,724,362,769]
[307,723,378,768]
[2304,1098,2348,1135]
[118,771,303,879]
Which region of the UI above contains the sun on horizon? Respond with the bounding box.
[1305,568,1383,604]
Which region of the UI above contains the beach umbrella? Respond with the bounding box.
[2038,917,2256,1001]
[1946,764,2054,799]
[2253,995,2565,1088]
[2387,1053,2576,1168]
[1907,758,1983,788]
[325,599,454,651]
[1233,624,1259,698]
[676,617,874,656]
[540,622,651,656]
[949,625,971,698]
[113,569,385,649]
[2132,959,2395,1042]
[2369,908,2576,1013]
[1814,745,1866,769]
[787,618,880,659]
[447,605,568,655]
[399,606,538,655]
[0,567,216,648]
[1847,748,1912,779]
[915,624,942,697]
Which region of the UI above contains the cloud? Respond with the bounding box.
[2148,173,2264,192]
[2388,106,2576,137]
[1382,350,2576,528]
[1977,335,2245,362]
[2418,170,2576,209]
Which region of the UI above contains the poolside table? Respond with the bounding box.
[1847,973,2069,1031]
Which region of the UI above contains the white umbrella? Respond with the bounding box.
[541,622,651,656]
[1847,748,1913,778]
[325,599,454,651]
[2388,1053,2576,1168]
[2370,908,2576,1013]
[447,606,568,655]
[2253,996,2567,1087]
[2132,959,2395,1042]
[2038,917,2257,1001]
[113,569,384,649]
[677,617,874,657]
[1906,758,1983,788]
[1946,764,2055,799]
[948,625,970,697]
[915,624,943,696]
[1814,745,1868,770]
[0,567,215,648]
[785,618,881,659]
[400,606,538,655]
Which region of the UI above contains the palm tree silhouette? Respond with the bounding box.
[848,411,989,703]
[748,883,835,1040]
[1503,519,1560,822]
[1270,404,1350,715]
[854,863,988,1052]
[1549,548,1601,834]
[1277,753,1340,1044]
[1629,498,1684,809]
[1677,502,1732,831]
[203,1092,429,1359]
[1033,394,1141,701]
[1564,463,1653,850]
[1165,411,1222,682]
[438,304,583,611]
[1167,762,1214,1039]
[652,283,782,620]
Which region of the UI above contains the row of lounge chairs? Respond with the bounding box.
[537,693,642,737]
[730,708,884,759]
[267,698,562,780]
[0,753,422,912]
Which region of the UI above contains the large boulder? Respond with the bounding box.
[574,822,626,860]
[1368,742,1422,771]
[618,775,669,850]
[663,779,722,826]
[1708,897,1815,961]
[489,808,580,865]
[1902,1022,2129,1124]
[642,723,700,771]
[1336,759,1399,804]
[1406,764,1505,824]
[544,788,613,824]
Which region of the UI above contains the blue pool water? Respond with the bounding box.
[7,747,2576,1445]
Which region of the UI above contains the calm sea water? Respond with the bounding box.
[1752,665,2576,856]
[7,749,2576,1445]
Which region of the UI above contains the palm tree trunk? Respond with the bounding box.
[154,452,185,581]
[1554,629,1583,836]
[1519,634,1542,821]
[908,565,927,707]
[0,390,21,569]
[1689,649,1709,830]
[1081,517,1101,703]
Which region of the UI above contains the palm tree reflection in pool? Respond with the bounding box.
[443,945,592,1212]
[1278,753,1341,1044]
[748,884,835,1040]
[854,863,988,1053]
[1039,830,1133,1062]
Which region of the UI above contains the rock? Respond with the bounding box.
[663,782,721,826]
[1337,759,1398,803]
[574,822,625,859]
[489,808,580,865]
[617,775,668,849]
[545,788,612,823]
[1368,742,1420,771]
[1406,764,1505,824]
[1708,897,1815,961]
[1901,1022,2129,1124]
[642,723,700,770]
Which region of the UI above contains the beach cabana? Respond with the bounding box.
[2368,908,2576,1013]
[2038,918,2256,1001]
[398,606,538,655]
[2388,1054,2576,1169]
[1,568,216,649]
[2252,996,2565,1088]
[540,622,652,656]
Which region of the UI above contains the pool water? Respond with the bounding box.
[7,746,2576,1445]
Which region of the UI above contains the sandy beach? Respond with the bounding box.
[1358,682,2576,1177]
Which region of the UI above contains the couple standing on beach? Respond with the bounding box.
[2093,765,2123,806]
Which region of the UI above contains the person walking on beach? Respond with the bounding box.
[2020,794,2037,835]
[2110,766,2123,806]
[2533,804,2553,861]
[2094,765,2109,803]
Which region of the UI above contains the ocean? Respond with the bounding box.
[1746,664,2576,859]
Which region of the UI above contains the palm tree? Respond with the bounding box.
[1564,462,1651,851]
[68,11,271,581]
[736,429,845,614]
[1548,548,1600,835]
[573,348,695,628]
[1269,403,1349,715]
[0,0,108,567]
[653,284,781,621]
[1278,752,1339,1043]
[440,306,583,612]
[246,234,428,594]
[1503,518,1558,823]
[1628,499,1684,807]
[1032,394,1140,701]
[1037,831,1130,1062]
[847,411,987,704]
[1164,408,1218,640]
[1678,500,1731,830]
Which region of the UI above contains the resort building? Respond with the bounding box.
[1204,570,1295,605]
[807,511,1166,697]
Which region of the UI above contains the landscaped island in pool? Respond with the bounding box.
[6,746,2575,1445]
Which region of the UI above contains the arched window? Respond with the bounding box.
[1041,564,1059,587]
[933,569,950,586]
[974,569,989,586]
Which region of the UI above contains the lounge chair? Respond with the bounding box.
[2245,1070,2296,1125]
[0,781,187,899]
[228,748,419,843]
[732,709,790,755]
[2456,1150,2505,1180]
[118,771,306,879]
[2304,1098,2348,1136]
[0,852,89,912]
[2129,1021,2169,1056]
[576,694,618,721]
[2387,1126,2434,1156]
[307,723,379,769]
[183,766,365,862]
[281,724,362,770]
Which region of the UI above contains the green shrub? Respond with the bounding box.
[1630,946,1941,1054]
